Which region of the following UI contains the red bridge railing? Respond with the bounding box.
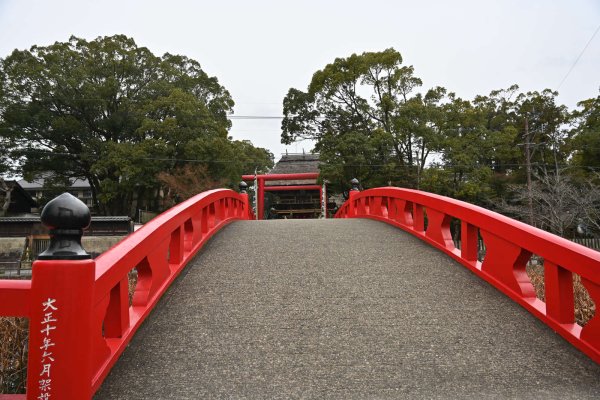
[335,186,600,363]
[0,189,251,399]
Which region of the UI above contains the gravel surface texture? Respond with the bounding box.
[95,219,600,399]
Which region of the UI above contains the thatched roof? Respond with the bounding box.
[266,154,320,186]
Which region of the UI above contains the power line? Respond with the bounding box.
[229,115,283,120]
[8,150,600,170]
[557,22,600,91]
[0,104,312,120]
[11,146,592,162]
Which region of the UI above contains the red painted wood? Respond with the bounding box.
[425,208,454,249]
[104,277,129,338]
[334,186,600,364]
[581,278,600,349]
[347,190,358,217]
[257,177,265,220]
[26,259,96,399]
[201,206,208,235]
[207,203,216,229]
[0,189,251,398]
[131,257,151,307]
[413,203,425,232]
[242,174,321,219]
[461,221,478,263]
[371,196,382,216]
[380,197,389,218]
[387,198,398,220]
[398,199,414,226]
[91,294,110,386]
[480,230,535,297]
[544,261,574,324]
[263,185,321,191]
[322,185,327,218]
[241,172,319,181]
[216,198,226,222]
[90,189,251,393]
[0,280,31,317]
[366,197,383,216]
[191,210,203,245]
[183,218,194,253]
[169,227,184,265]
[147,239,171,299]
[358,196,368,215]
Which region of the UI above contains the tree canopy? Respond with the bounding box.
[282,48,600,236]
[282,48,444,192]
[0,35,273,215]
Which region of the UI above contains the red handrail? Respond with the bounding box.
[335,187,600,363]
[0,189,251,399]
[0,280,30,317]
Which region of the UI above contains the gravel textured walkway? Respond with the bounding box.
[95,219,600,399]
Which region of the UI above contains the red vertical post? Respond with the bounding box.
[104,277,130,338]
[413,203,425,232]
[216,199,225,222]
[27,259,95,399]
[347,178,360,217]
[26,192,96,399]
[544,261,574,323]
[257,177,265,220]
[169,227,184,265]
[461,221,478,263]
[322,183,327,219]
[580,278,600,347]
[348,190,358,217]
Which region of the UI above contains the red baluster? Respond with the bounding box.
[104,277,130,338]
[461,221,478,264]
[544,261,574,324]
[169,227,184,266]
[580,278,600,347]
[425,209,454,249]
[413,204,425,232]
[480,230,535,298]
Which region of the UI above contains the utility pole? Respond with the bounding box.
[416,162,420,190]
[524,117,534,226]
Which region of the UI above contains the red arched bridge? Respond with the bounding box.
[1,185,600,398]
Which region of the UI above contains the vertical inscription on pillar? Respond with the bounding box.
[38,298,58,398]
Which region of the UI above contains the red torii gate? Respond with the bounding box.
[241,172,321,220]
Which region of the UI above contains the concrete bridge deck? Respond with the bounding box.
[95,219,600,399]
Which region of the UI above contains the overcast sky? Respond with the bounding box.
[1,0,599,159]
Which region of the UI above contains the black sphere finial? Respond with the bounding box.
[239,181,248,194]
[37,192,91,260]
[350,178,360,191]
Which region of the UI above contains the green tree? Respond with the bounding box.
[281,48,446,193]
[570,92,600,173]
[514,89,570,176]
[0,35,272,215]
[435,87,522,204]
[0,81,10,176]
[433,86,570,207]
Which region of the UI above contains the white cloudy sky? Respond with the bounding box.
[0,0,599,158]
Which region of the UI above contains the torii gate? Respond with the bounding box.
[241,172,324,220]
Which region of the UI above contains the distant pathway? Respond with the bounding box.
[96,219,600,399]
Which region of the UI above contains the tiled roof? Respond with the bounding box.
[18,176,90,190]
[0,216,130,223]
[0,179,38,207]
